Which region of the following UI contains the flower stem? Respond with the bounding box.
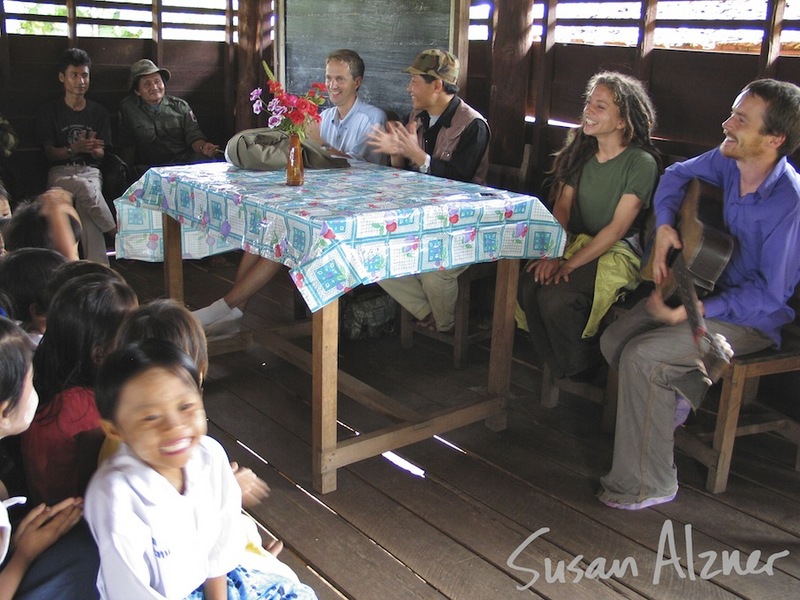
[262,60,276,82]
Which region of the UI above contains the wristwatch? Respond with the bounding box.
[418,153,431,174]
[66,145,75,158]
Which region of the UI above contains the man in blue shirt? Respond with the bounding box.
[598,79,800,510]
[311,49,386,164]
[194,50,385,335]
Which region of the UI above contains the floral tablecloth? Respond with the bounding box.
[115,161,565,312]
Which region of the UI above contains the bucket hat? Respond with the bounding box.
[129,59,171,91]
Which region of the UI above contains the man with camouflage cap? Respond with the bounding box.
[369,48,490,333]
[119,58,219,175]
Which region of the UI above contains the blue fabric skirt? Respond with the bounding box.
[185,565,318,600]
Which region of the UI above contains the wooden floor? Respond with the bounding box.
[114,253,800,600]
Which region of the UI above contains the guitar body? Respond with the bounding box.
[642,178,732,299]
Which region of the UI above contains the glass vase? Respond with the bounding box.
[286,132,304,186]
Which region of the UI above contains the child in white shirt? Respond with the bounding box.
[85,339,317,599]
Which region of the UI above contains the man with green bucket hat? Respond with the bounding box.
[119,58,219,176]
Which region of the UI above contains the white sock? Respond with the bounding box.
[193,298,233,326]
[204,307,244,337]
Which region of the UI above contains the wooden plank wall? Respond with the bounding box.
[0,35,230,200]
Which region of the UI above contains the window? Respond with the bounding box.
[3,0,238,41]
[781,0,800,55]
[526,0,792,55]
[554,1,642,47]
[653,1,766,52]
[469,2,493,41]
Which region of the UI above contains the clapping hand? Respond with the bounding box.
[71,130,105,159]
[11,498,84,567]
[231,461,271,508]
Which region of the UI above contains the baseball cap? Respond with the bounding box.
[129,59,171,91]
[403,49,459,85]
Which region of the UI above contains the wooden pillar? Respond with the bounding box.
[236,0,273,132]
[487,0,533,166]
[759,0,786,78]
[634,0,658,84]
[452,0,471,96]
[530,0,557,193]
[66,0,77,46]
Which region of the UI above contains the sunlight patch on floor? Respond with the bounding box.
[434,434,468,454]
[382,451,425,478]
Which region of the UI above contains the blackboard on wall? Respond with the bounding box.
[285,0,453,120]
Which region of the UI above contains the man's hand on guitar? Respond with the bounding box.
[652,224,683,285]
[646,288,704,326]
[646,289,685,324]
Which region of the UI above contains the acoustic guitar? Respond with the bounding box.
[642,178,734,383]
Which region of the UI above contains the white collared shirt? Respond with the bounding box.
[85,436,244,599]
[320,96,386,164]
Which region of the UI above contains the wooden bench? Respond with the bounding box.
[675,319,800,493]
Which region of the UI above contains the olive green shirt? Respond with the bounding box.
[119,94,207,167]
[568,145,658,237]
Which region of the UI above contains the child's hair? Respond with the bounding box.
[96,339,200,422]
[0,247,68,326]
[43,260,124,319]
[115,299,208,381]
[33,273,138,419]
[1,197,82,253]
[0,316,33,413]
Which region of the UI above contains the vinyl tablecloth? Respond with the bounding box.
[115,161,565,312]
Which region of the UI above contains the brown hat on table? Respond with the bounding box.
[403,49,459,86]
[129,59,171,91]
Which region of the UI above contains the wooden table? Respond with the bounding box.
[119,162,565,492]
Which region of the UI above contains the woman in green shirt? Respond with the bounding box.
[519,72,660,381]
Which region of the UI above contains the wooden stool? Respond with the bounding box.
[399,262,497,368]
[675,324,800,493]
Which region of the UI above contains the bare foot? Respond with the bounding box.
[416,313,436,331]
[266,539,284,556]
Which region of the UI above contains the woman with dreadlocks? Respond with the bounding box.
[519,72,661,382]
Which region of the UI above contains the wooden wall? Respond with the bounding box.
[3,4,800,203]
[0,35,231,200]
[463,38,800,196]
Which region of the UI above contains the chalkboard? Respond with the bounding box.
[285,0,453,120]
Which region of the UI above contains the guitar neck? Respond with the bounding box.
[672,254,730,383]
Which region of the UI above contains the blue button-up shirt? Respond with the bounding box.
[320,96,386,164]
[654,148,800,346]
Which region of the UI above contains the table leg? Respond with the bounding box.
[162,213,184,302]
[312,300,340,493]
[485,258,519,430]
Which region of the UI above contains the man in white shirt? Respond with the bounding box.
[194,50,387,335]
[309,49,386,164]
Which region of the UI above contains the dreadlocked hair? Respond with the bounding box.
[547,71,660,205]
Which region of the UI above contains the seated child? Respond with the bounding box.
[86,340,318,599]
[112,299,274,515]
[2,188,81,261]
[0,248,68,347]
[0,316,98,599]
[21,273,138,504]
